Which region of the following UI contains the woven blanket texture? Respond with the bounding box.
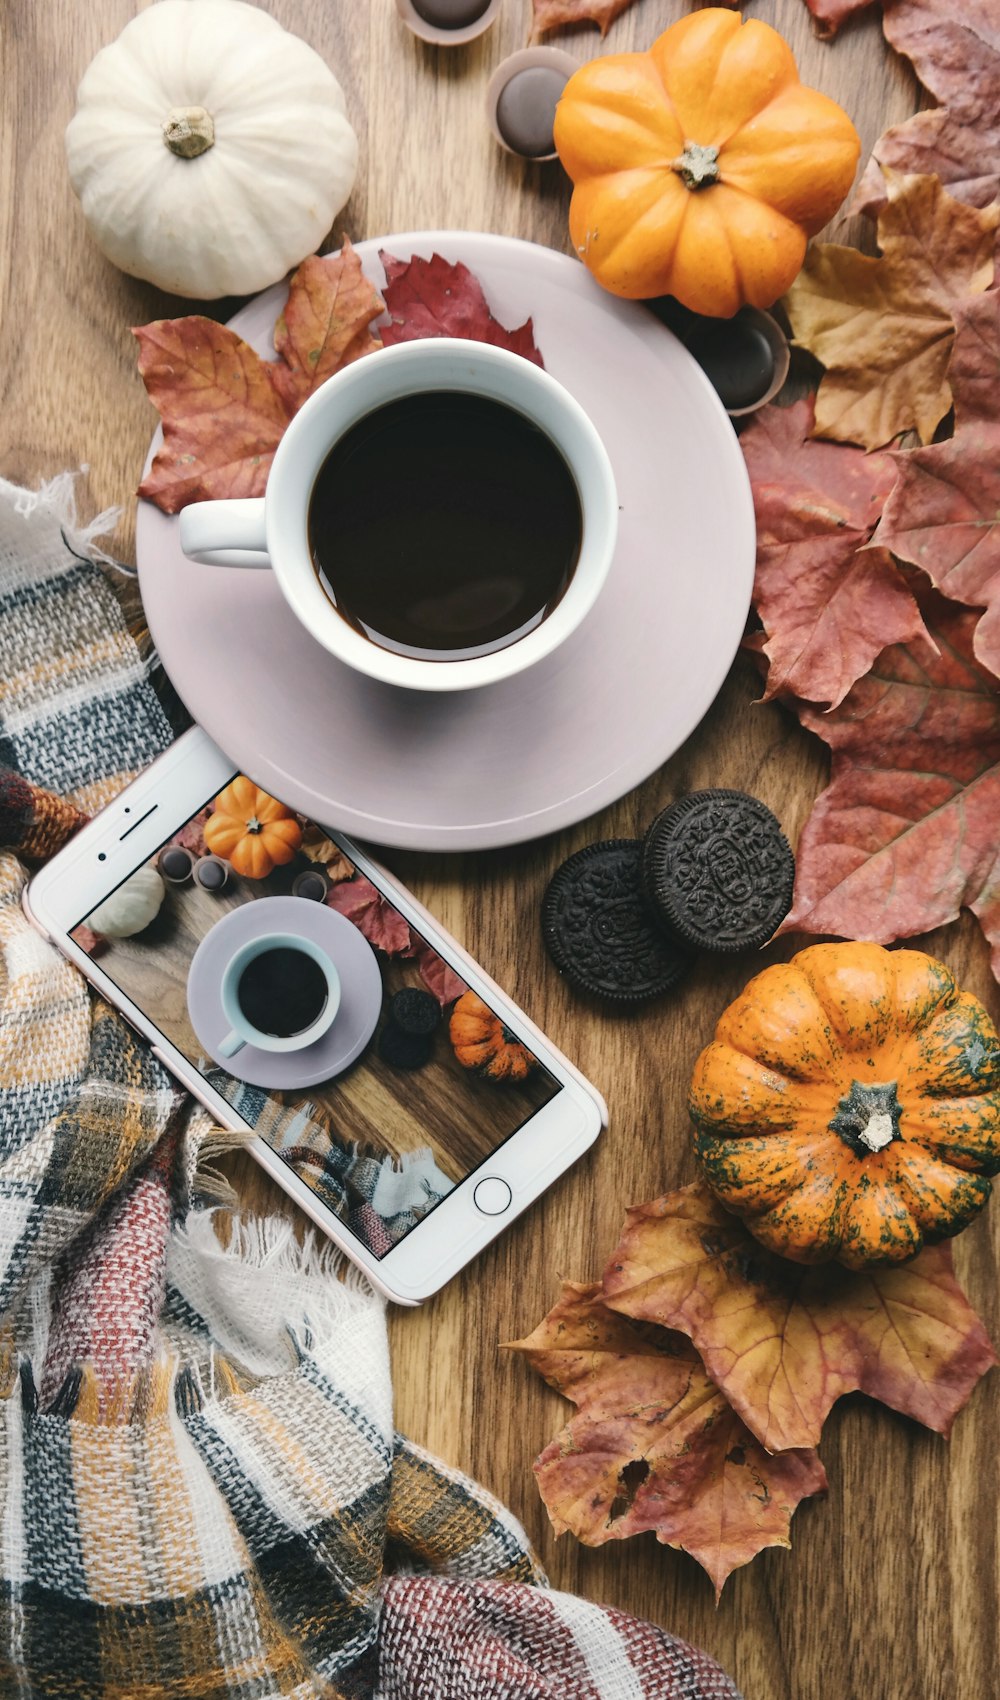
[0,473,744,1700]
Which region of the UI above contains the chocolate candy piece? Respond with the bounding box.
[412,0,489,25]
[193,853,229,891]
[496,66,567,158]
[292,866,330,902]
[688,318,775,413]
[378,1023,434,1070]
[642,790,795,954]
[542,839,693,1004]
[389,987,441,1036]
[157,845,193,884]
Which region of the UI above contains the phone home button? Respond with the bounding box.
[473,1176,512,1216]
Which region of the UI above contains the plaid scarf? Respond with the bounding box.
[0,472,743,1700]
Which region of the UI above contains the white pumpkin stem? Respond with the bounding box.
[162,106,215,159]
[673,141,721,191]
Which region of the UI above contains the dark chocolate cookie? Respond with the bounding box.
[642,790,794,953]
[389,987,441,1036]
[542,838,693,1004]
[378,1024,433,1070]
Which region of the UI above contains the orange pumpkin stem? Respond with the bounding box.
[829,1081,902,1157]
[672,141,720,191]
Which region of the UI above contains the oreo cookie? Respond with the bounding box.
[378,1024,433,1070]
[389,987,441,1037]
[642,790,794,954]
[542,839,693,1004]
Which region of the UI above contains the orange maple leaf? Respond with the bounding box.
[509,1279,826,1597]
[135,240,384,514]
[784,171,997,450]
[603,1182,997,1453]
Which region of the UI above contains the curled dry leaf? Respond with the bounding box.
[326,874,414,956]
[784,171,998,449]
[136,241,384,514]
[530,0,639,36]
[740,396,930,708]
[509,1280,826,1597]
[603,1182,997,1454]
[804,0,878,38]
[777,579,1000,978]
[854,1,1000,214]
[412,942,468,1008]
[872,291,1000,680]
[379,251,544,367]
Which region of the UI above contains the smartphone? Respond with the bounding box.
[25,727,605,1303]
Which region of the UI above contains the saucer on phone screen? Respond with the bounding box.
[187,896,383,1089]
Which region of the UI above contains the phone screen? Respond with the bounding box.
[71,775,561,1260]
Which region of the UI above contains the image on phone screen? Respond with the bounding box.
[70,777,561,1260]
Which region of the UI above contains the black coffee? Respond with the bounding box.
[308,391,582,661]
[237,947,328,1037]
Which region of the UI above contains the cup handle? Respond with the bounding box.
[179,498,269,569]
[218,1029,246,1059]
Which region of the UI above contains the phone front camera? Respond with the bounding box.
[98,852,107,862]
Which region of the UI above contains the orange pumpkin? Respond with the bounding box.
[204,776,302,879]
[689,943,1000,1269]
[554,9,861,317]
[449,991,536,1083]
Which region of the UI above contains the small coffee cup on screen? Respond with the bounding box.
[217,932,341,1058]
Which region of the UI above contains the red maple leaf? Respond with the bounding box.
[740,397,931,708]
[803,0,878,37]
[326,874,414,956]
[775,578,1000,980]
[379,252,544,367]
[872,291,1000,680]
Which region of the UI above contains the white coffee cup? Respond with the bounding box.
[178,338,617,693]
[217,932,341,1058]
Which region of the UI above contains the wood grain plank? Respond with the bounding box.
[2,4,997,1698]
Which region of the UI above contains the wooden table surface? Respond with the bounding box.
[3,4,998,1698]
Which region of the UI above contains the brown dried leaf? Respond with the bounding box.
[872,291,1000,679]
[272,240,384,411]
[136,245,383,514]
[135,319,291,513]
[604,1182,997,1453]
[804,0,878,37]
[530,0,638,36]
[510,1280,826,1597]
[784,172,998,449]
[740,396,931,708]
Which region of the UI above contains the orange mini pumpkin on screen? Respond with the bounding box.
[553,8,860,318]
[204,777,302,879]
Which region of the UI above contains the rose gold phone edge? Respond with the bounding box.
[24,728,607,1305]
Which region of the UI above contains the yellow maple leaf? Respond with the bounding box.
[785,171,998,450]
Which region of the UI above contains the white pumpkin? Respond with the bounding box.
[88,866,166,938]
[65,0,359,299]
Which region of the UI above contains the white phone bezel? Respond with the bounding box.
[25,726,605,1304]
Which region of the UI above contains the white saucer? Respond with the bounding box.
[136,232,755,851]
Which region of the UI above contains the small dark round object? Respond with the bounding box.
[193,854,229,892]
[688,318,775,412]
[389,987,441,1036]
[542,839,693,1004]
[157,845,193,884]
[412,0,489,25]
[642,790,795,954]
[378,1023,434,1070]
[292,866,330,902]
[496,66,567,158]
